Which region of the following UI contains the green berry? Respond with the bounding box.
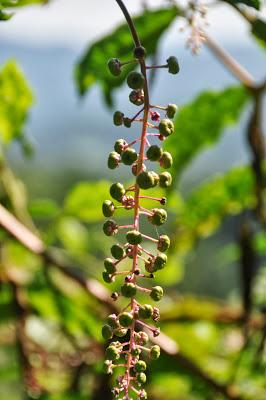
[104,258,116,274]
[135,332,149,345]
[148,208,167,226]
[134,46,146,59]
[160,151,173,169]
[166,103,178,119]
[113,111,124,126]
[108,151,120,169]
[135,360,146,372]
[138,304,153,319]
[159,118,174,137]
[154,253,167,270]
[127,71,145,90]
[110,182,126,202]
[107,58,121,76]
[103,360,113,374]
[106,314,119,329]
[121,148,138,165]
[129,89,144,106]
[167,56,180,74]
[131,347,141,357]
[145,259,155,273]
[105,345,120,360]
[159,172,172,188]
[150,286,164,302]
[114,327,128,337]
[111,244,125,260]
[119,312,133,327]
[146,145,163,161]
[123,117,132,128]
[150,345,160,360]
[102,200,115,217]
[103,219,118,236]
[157,235,171,252]
[114,139,127,154]
[126,230,142,245]
[102,271,115,283]
[121,283,137,297]
[136,171,155,189]
[137,372,147,384]
[150,171,160,187]
[102,324,113,340]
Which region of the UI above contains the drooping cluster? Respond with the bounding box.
[102,44,179,400]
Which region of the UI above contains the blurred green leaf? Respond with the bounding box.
[251,18,266,48]
[28,198,60,219]
[222,0,261,10]
[75,7,179,105]
[166,86,249,181]
[0,60,33,143]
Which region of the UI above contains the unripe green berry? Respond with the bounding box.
[121,148,138,165]
[103,360,113,374]
[107,314,119,329]
[150,286,164,302]
[159,171,172,188]
[136,171,155,189]
[135,360,147,372]
[114,327,128,337]
[146,145,163,161]
[131,347,141,357]
[107,58,121,76]
[111,244,125,260]
[105,345,120,360]
[138,304,153,319]
[102,271,115,283]
[114,138,127,154]
[123,117,132,128]
[129,89,144,106]
[166,103,178,119]
[121,282,137,297]
[157,234,171,252]
[113,111,124,126]
[110,182,126,202]
[150,171,160,187]
[154,253,168,270]
[160,151,173,169]
[102,324,113,340]
[148,208,167,226]
[134,46,146,59]
[119,312,133,327]
[126,230,142,245]
[145,258,155,273]
[150,345,160,360]
[108,151,120,169]
[167,56,180,74]
[103,219,118,236]
[102,200,115,217]
[159,118,174,137]
[104,258,116,274]
[127,71,145,90]
[137,372,147,384]
[135,332,149,345]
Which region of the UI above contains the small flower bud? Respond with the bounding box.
[103,360,113,374]
[121,195,135,209]
[108,151,120,169]
[123,117,132,128]
[160,197,167,205]
[132,163,146,176]
[134,46,146,59]
[114,138,127,154]
[146,145,163,161]
[110,182,126,202]
[137,372,147,384]
[159,171,172,188]
[153,328,160,337]
[150,111,160,122]
[126,230,142,245]
[104,258,117,274]
[107,58,121,76]
[157,234,171,252]
[166,103,178,119]
[154,253,167,270]
[129,89,144,106]
[135,331,149,345]
[134,360,147,372]
[107,314,120,329]
[148,208,167,226]
[102,324,113,340]
[111,244,125,260]
[136,171,155,189]
[167,56,180,74]
[152,307,160,322]
[119,312,133,327]
[111,292,119,301]
[102,200,115,217]
[138,304,153,319]
[150,345,161,360]
[127,71,145,90]
[105,345,120,360]
[103,219,119,236]
[150,286,164,302]
[102,271,115,283]
[113,111,124,126]
[139,389,148,400]
[114,327,128,337]
[121,282,137,297]
[160,151,173,169]
[158,118,174,137]
[121,148,138,165]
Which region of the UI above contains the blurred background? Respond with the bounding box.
[0,0,265,399]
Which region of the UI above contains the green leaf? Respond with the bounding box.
[0,60,33,143]
[28,198,60,219]
[166,86,249,181]
[75,7,179,105]
[222,0,261,10]
[251,18,266,48]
